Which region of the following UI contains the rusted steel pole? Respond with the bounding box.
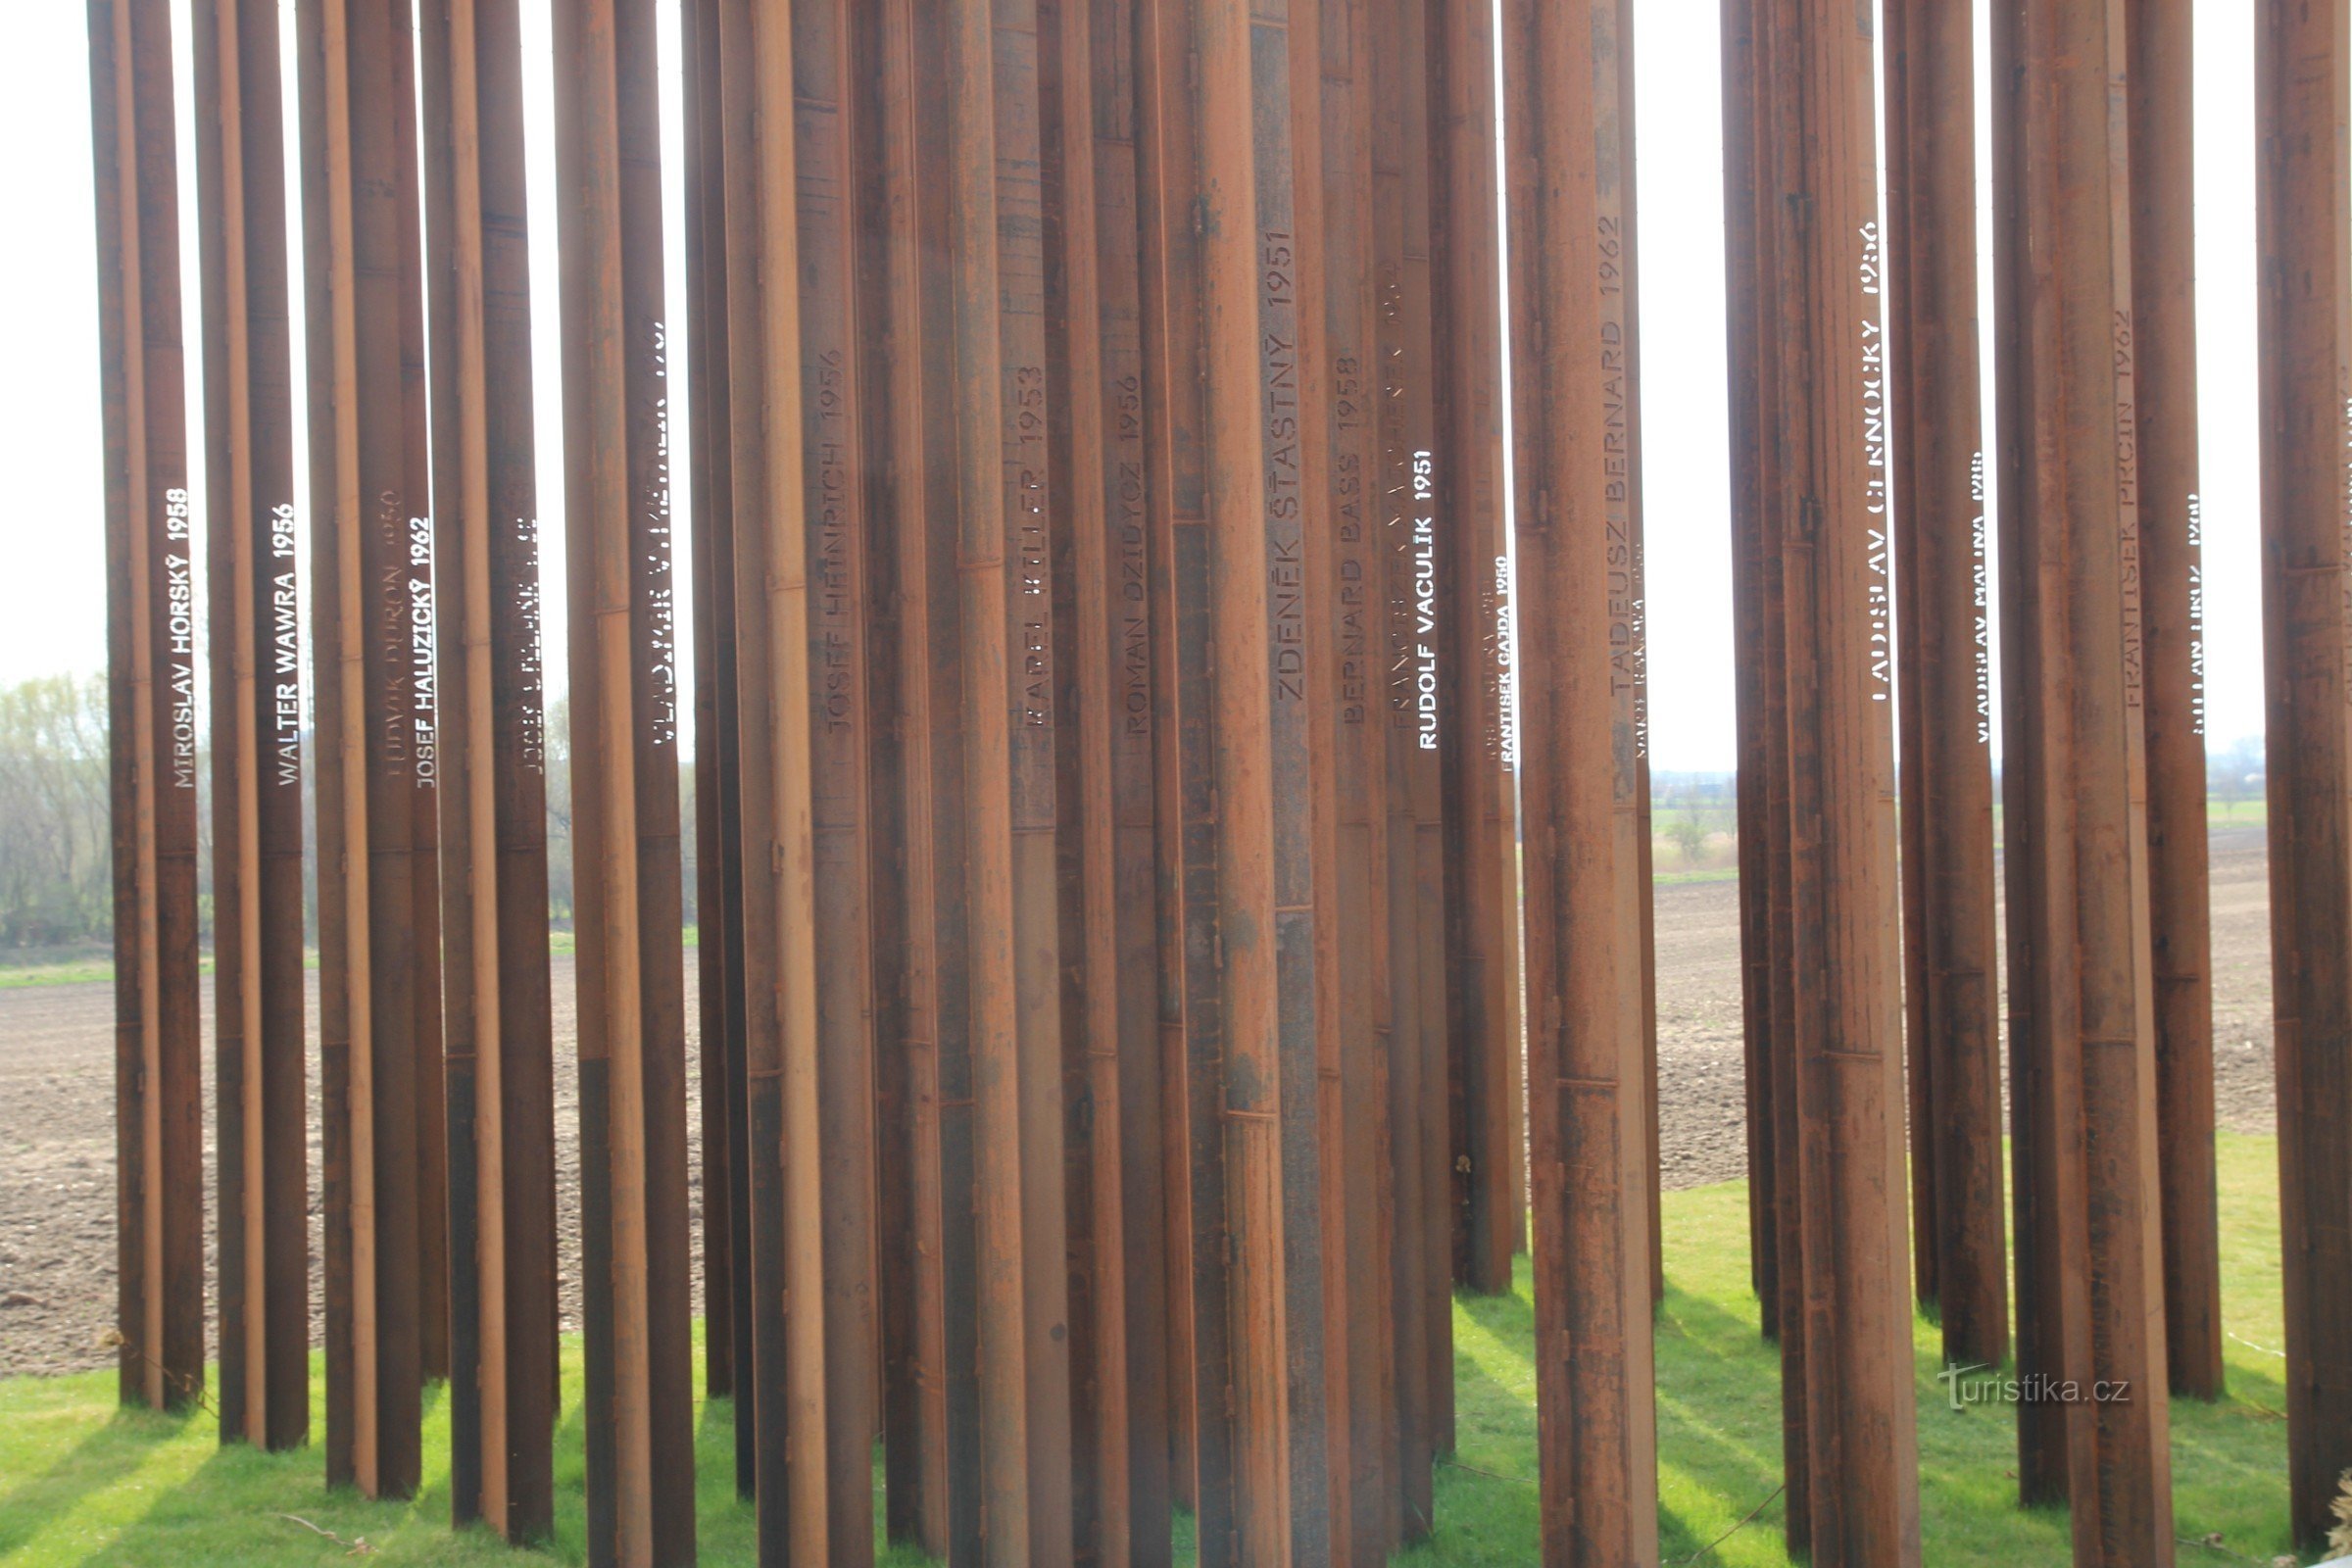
[1317,0,1404,1555]
[1750,0,1923,1559]
[1588,0,1656,1328]
[1882,0,2007,1372]
[1368,0,1450,1528]
[1279,1,1353,1550]
[190,0,307,1452]
[1992,1,2175,1558]
[88,0,203,1422]
[1741,0,1811,1525]
[1616,3,1662,1312]
[1428,0,1522,1307]
[1134,0,1221,1532]
[784,0,886,1552]
[711,0,823,1554]
[2126,0,2221,1404]
[859,0,977,1550]
[394,19,453,1389]
[846,0,921,1539]
[552,0,697,1558]
[294,0,437,1497]
[1718,0,1779,1341]
[1040,0,1179,1556]
[941,2,1079,1559]
[418,0,557,1537]
[1498,0,1662,1557]
[2257,0,2352,1546]
[682,0,750,1431]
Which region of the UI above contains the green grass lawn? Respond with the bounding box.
[0,1133,2303,1566]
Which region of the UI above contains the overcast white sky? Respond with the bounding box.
[0,1,2266,774]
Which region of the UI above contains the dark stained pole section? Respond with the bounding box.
[791,0,885,1552]
[860,0,980,1550]
[1883,0,2007,1370]
[1590,0,1653,1328]
[712,0,832,1553]
[682,0,751,1431]
[1189,0,1319,1558]
[1368,0,1452,1528]
[1719,0,1780,1343]
[90,0,203,1422]
[943,2,1077,1559]
[295,0,437,1498]
[1257,0,1344,1555]
[1317,0,1404,1555]
[2127,0,2222,1403]
[1499,0,1660,1555]
[192,0,308,1452]
[553,0,697,1556]
[1040,0,1178,1556]
[2258,0,2352,1546]
[1429,0,1523,1306]
[1134,0,1224,1535]
[1993,0,2175,1558]
[1751,0,1922,1559]
[420,0,558,1538]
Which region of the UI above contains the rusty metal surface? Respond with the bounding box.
[1498,0,1661,1557]
[89,0,203,1424]
[191,0,308,1454]
[1883,0,2006,1373]
[293,0,440,1499]
[2127,0,2222,1406]
[552,0,697,1557]
[1428,0,1521,1310]
[419,0,557,1537]
[1740,0,1923,1560]
[98,1,2287,1558]
[792,2,886,1558]
[1315,0,1402,1556]
[1993,0,2175,1559]
[2257,0,2352,1548]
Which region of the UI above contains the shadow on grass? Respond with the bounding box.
[0,1399,203,1555]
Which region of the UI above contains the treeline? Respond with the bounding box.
[0,675,112,946]
[0,675,708,955]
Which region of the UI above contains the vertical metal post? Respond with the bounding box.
[942,3,1079,1559]
[295,0,436,1497]
[1719,0,1777,1342]
[90,0,203,1423]
[1135,0,1224,1536]
[1258,2,1344,1557]
[1993,1,2175,1558]
[192,0,308,1452]
[553,0,698,1556]
[682,0,751,1432]
[1428,0,1522,1307]
[2126,0,2222,1403]
[2257,0,2352,1546]
[1750,0,1923,1559]
[1498,0,1662,1556]
[1041,0,1178,1556]
[1317,0,1404,1555]
[1883,0,2007,1371]
[420,0,558,1537]
[788,0,886,1552]
[1367,0,1453,1530]
[861,0,980,1550]
[711,0,829,1557]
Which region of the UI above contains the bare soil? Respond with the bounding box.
[0,825,2277,1377]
